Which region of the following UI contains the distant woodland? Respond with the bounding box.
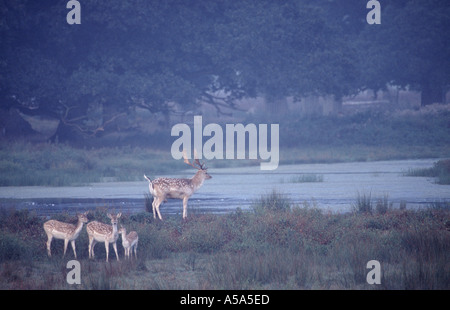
[1,0,449,145]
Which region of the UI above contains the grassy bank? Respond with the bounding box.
[0,196,449,289]
[1,108,449,186]
[0,141,449,187]
[0,143,178,186]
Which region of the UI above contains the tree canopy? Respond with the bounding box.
[1,0,449,142]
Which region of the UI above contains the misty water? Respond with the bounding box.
[0,159,449,217]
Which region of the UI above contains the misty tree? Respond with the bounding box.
[214,0,359,115]
[357,0,450,105]
[1,0,233,141]
[1,0,448,143]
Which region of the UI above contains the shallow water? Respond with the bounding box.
[0,159,449,217]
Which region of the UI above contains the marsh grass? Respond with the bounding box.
[0,196,449,290]
[1,135,449,187]
[252,189,291,213]
[281,174,324,183]
[0,143,179,186]
[353,191,373,214]
[404,159,450,185]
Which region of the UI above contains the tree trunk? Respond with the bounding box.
[49,121,80,144]
[49,101,90,145]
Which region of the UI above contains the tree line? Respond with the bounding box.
[1,0,449,143]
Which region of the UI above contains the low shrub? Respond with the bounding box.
[0,233,30,262]
[0,197,449,289]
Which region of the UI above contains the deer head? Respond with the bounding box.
[107,213,121,227]
[183,150,212,180]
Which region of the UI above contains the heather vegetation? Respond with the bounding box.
[0,194,448,290]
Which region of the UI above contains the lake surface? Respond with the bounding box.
[0,159,449,217]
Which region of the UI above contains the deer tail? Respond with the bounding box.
[144,174,155,195]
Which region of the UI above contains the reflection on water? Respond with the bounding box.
[0,159,448,217]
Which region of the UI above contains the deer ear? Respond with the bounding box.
[107,213,112,219]
[117,213,122,218]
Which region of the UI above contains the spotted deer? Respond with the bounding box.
[144,151,212,220]
[86,213,121,262]
[43,211,89,259]
[118,225,138,259]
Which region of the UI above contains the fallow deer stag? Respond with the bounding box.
[43,211,89,259]
[144,152,212,220]
[86,212,121,262]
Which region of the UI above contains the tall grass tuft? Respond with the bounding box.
[375,194,391,214]
[353,191,373,214]
[283,174,324,183]
[252,190,291,213]
[144,193,154,214]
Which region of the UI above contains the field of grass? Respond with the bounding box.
[0,194,449,290]
[0,143,180,186]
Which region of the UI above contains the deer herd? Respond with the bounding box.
[44,211,136,262]
[43,152,211,261]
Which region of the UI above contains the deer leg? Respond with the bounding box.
[154,198,163,220]
[152,197,157,219]
[182,196,189,219]
[71,240,77,259]
[88,236,94,259]
[63,239,69,257]
[46,234,53,257]
[90,239,97,259]
[105,241,109,262]
[113,242,119,261]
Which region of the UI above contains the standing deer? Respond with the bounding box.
[86,213,121,262]
[118,225,138,259]
[144,152,212,220]
[43,211,89,259]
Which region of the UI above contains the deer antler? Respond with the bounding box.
[182,150,207,170]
